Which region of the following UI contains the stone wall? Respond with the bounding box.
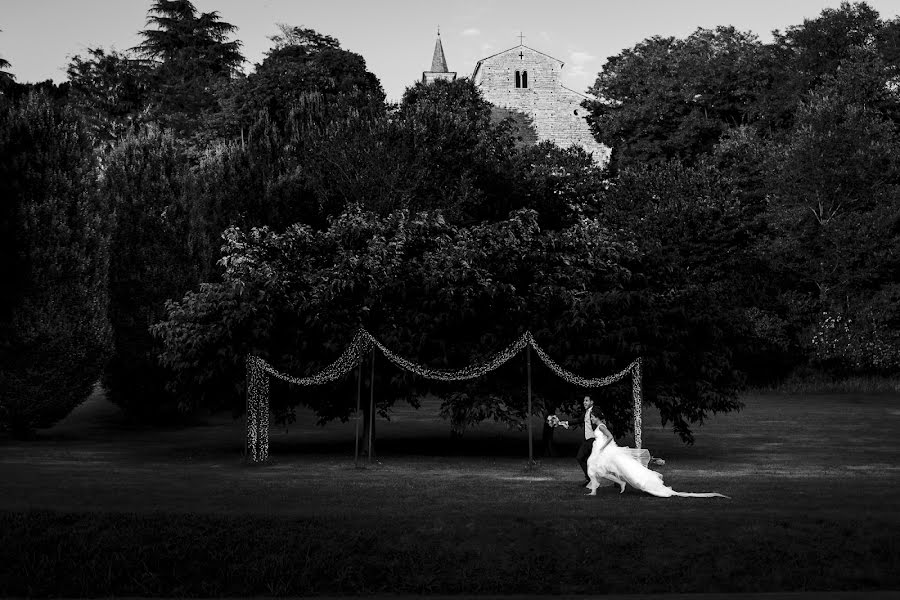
[473,45,609,165]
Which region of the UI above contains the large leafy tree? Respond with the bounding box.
[762,91,900,373]
[584,26,771,172]
[394,78,516,221]
[154,205,744,446]
[296,78,606,229]
[584,3,899,171]
[775,2,885,85]
[180,26,392,230]
[758,1,900,134]
[580,1,900,382]
[600,158,783,384]
[238,25,384,132]
[133,0,244,133]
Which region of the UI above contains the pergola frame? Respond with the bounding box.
[245,329,642,463]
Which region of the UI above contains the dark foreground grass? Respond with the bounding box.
[1,391,898,595]
[1,508,897,596]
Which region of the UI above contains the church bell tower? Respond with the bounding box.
[422,29,456,84]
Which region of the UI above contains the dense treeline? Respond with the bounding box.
[585,2,900,381]
[0,1,897,441]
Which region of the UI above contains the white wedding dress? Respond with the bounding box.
[586,425,729,499]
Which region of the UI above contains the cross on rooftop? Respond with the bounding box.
[519,31,525,44]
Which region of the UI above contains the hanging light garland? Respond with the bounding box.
[527,335,643,448]
[246,329,372,463]
[527,335,636,387]
[245,328,645,461]
[364,330,530,381]
[253,329,373,386]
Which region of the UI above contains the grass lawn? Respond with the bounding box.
[1,388,898,596]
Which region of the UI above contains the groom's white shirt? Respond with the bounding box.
[584,412,593,440]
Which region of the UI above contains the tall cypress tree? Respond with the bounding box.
[0,92,112,436]
[101,129,198,421]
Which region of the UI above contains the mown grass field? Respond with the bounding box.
[1,389,898,596]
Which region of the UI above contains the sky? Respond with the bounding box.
[2,0,900,102]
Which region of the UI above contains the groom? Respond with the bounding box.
[557,395,605,485]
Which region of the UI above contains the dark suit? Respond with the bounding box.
[569,405,604,480]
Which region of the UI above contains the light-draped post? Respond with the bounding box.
[368,347,375,462]
[244,359,250,459]
[527,343,533,463]
[633,358,643,449]
[354,363,362,467]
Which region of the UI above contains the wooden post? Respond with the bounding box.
[527,344,533,463]
[354,363,362,467]
[368,347,375,462]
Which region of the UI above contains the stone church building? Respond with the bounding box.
[423,34,609,165]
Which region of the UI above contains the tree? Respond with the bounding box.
[154,204,745,446]
[268,24,340,53]
[0,92,112,436]
[387,78,534,223]
[584,27,771,172]
[102,130,199,421]
[775,2,885,85]
[294,78,605,229]
[133,0,244,133]
[509,142,607,230]
[0,28,13,87]
[757,2,900,135]
[66,48,152,144]
[582,3,900,169]
[762,91,900,374]
[235,26,384,138]
[268,78,515,228]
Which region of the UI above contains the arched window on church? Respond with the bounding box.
[522,70,528,88]
[515,70,521,88]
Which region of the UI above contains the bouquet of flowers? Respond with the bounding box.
[546,414,561,427]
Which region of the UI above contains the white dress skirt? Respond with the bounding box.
[585,426,729,498]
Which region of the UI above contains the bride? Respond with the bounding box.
[554,415,729,499]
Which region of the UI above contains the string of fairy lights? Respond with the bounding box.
[367,331,531,381]
[245,328,644,462]
[527,338,642,448]
[631,358,643,450]
[253,329,374,387]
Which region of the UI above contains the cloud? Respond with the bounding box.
[565,50,599,92]
[569,51,596,65]
[568,65,589,80]
[461,28,481,37]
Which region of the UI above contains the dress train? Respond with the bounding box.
[585,427,729,499]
